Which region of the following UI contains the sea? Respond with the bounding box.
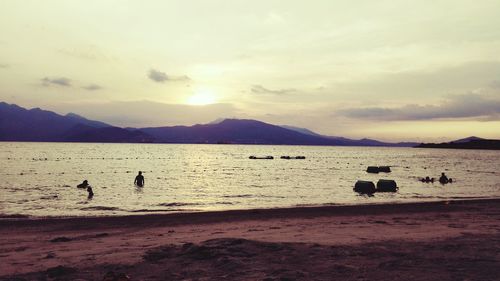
[0,142,499,217]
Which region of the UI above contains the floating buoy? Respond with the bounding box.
[354,180,376,194]
[280,156,306,159]
[378,166,391,173]
[376,179,398,192]
[249,156,274,160]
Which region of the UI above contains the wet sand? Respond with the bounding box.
[1,199,499,280]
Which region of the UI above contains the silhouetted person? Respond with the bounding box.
[134,171,144,187]
[77,180,89,189]
[439,172,449,184]
[87,186,94,199]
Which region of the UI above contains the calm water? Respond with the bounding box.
[0,142,499,217]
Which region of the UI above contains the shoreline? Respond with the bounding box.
[2,197,499,280]
[2,198,500,228]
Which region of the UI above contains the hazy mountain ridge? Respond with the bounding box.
[0,102,148,142]
[0,102,486,147]
[416,138,500,150]
[281,125,418,147]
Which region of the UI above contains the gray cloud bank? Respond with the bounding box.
[82,84,102,91]
[41,77,71,87]
[338,94,500,121]
[251,85,296,95]
[148,69,190,83]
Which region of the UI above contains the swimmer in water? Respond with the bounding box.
[87,186,94,199]
[134,171,145,187]
[77,180,89,189]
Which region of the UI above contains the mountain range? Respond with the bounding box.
[416,137,500,150]
[0,101,481,147]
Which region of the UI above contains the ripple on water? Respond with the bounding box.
[157,202,202,207]
[80,206,123,211]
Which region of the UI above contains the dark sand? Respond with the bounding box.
[1,199,499,280]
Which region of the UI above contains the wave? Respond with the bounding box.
[223,194,253,198]
[80,206,123,211]
[157,202,202,207]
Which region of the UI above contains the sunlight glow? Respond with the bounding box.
[187,89,216,105]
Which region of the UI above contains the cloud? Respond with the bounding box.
[250,85,296,95]
[337,94,500,121]
[41,77,71,87]
[82,84,102,91]
[57,45,116,61]
[489,80,500,89]
[0,63,9,69]
[148,69,190,83]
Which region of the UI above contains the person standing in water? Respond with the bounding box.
[439,172,449,184]
[134,171,145,187]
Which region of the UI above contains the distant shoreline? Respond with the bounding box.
[416,139,500,150]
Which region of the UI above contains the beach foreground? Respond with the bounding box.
[1,199,499,280]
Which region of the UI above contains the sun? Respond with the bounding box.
[187,89,216,105]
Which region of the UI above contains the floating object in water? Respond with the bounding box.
[378,166,391,173]
[366,166,391,173]
[420,177,435,183]
[376,179,398,192]
[354,180,376,194]
[280,156,306,159]
[249,156,274,160]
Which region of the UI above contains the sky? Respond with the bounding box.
[1,0,500,142]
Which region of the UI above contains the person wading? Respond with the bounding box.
[134,171,145,187]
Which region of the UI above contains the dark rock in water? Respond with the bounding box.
[376,179,398,192]
[46,265,77,278]
[378,166,391,173]
[366,166,379,173]
[354,181,376,194]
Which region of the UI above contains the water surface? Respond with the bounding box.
[0,142,498,217]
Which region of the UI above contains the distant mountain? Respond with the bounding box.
[416,137,500,150]
[280,125,323,137]
[450,136,485,144]
[0,102,151,142]
[141,119,347,145]
[63,124,153,143]
[281,125,417,147]
[0,102,425,146]
[65,113,110,128]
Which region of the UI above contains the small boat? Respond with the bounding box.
[249,156,274,160]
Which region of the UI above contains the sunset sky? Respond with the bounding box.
[1,0,499,141]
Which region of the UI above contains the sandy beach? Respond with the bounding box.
[1,199,499,280]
